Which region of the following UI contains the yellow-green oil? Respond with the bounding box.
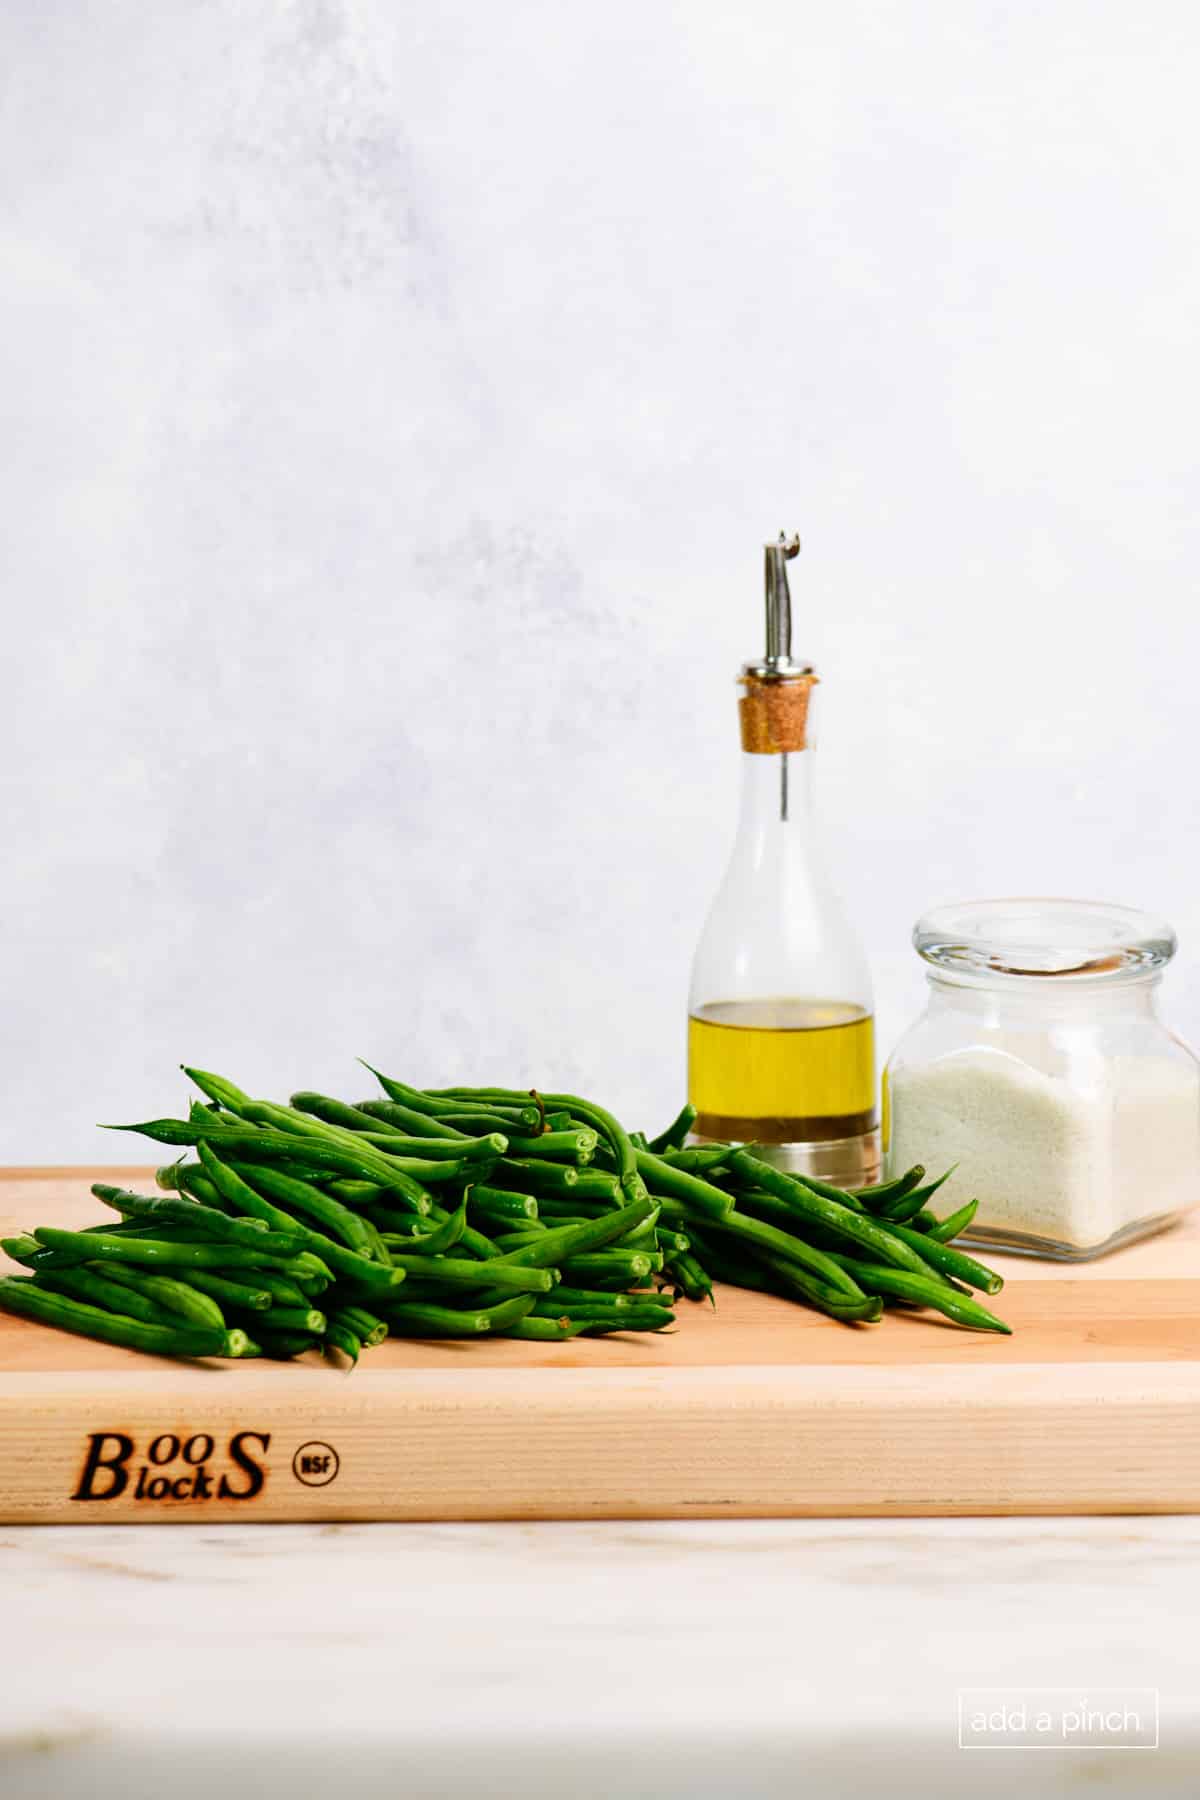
[687,999,877,1143]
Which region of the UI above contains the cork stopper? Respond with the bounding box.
[739,531,817,752]
[738,669,818,753]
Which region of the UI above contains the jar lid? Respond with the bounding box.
[913,898,1177,983]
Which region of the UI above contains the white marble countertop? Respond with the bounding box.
[2,1517,1198,1797]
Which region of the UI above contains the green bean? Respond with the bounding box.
[388,1199,468,1257]
[534,1298,676,1328]
[238,1102,480,1192]
[2,1234,44,1267]
[655,1196,864,1299]
[330,1305,388,1348]
[388,1278,489,1307]
[251,1270,313,1307]
[744,1248,884,1323]
[875,1187,939,1226]
[665,1251,714,1306]
[413,1083,550,1122]
[342,1188,430,1220]
[341,1139,498,1183]
[465,1185,539,1223]
[288,1250,337,1287]
[850,1165,926,1211]
[8,1225,200,1272]
[188,1098,238,1127]
[424,1110,535,1136]
[876,1167,955,1223]
[32,1227,322,1278]
[384,1255,554,1294]
[491,1198,657,1270]
[925,1198,980,1242]
[158,1165,233,1213]
[181,1066,254,1114]
[172,1269,274,1313]
[685,1227,882,1324]
[324,1322,361,1364]
[613,1224,662,1257]
[493,1158,581,1197]
[261,1305,325,1334]
[196,1141,319,1232]
[529,1196,613,1219]
[502,1316,588,1341]
[774,1168,866,1212]
[882,1223,1003,1294]
[540,1093,645,1205]
[363,1067,541,1131]
[684,1229,798,1300]
[198,1147,402,1292]
[500,1130,598,1164]
[634,1150,734,1220]
[356,1131,506,1163]
[561,1251,652,1284]
[32,1265,179,1326]
[724,1151,929,1274]
[647,1102,697,1153]
[0,1276,234,1358]
[89,1185,294,1251]
[385,1293,537,1336]
[111,1115,433,1206]
[91,1186,303,1256]
[825,1257,1011,1332]
[653,1146,730,1174]
[489,1230,546,1251]
[562,1172,623,1202]
[424,1203,502,1262]
[98,1263,227,1329]
[547,1286,660,1311]
[225,1162,379,1259]
[352,1098,471,1140]
[291,1091,476,1149]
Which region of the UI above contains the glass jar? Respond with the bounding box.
[884,899,1200,1259]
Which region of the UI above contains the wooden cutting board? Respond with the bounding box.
[2,1170,1198,1521]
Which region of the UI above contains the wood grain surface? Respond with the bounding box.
[2,1172,1198,1522]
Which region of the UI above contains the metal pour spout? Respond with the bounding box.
[763,532,802,671]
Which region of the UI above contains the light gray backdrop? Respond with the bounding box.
[3,1,1199,1162]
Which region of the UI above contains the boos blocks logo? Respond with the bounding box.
[70,1431,342,1503]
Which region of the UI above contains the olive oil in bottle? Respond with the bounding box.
[688,1000,876,1144]
[686,535,880,1187]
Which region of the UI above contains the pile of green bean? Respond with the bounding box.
[0,1067,1010,1362]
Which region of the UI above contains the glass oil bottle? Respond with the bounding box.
[687,534,880,1187]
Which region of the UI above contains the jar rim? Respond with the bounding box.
[913,897,1176,985]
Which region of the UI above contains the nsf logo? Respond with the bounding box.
[292,1441,340,1487]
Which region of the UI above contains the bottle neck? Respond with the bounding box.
[734,747,815,848]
